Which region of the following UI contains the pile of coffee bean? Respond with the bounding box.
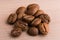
[7,4,50,37]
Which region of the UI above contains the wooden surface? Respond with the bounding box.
[0,0,60,40]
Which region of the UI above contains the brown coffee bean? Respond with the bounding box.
[17,13,26,20]
[26,4,39,15]
[16,7,26,20]
[23,15,35,23]
[11,28,22,37]
[16,7,26,14]
[27,27,38,36]
[39,14,50,24]
[7,13,17,24]
[14,20,28,31]
[31,18,41,26]
[38,23,49,35]
[34,10,44,17]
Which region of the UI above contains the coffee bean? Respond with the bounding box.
[11,28,22,37]
[26,4,39,15]
[27,27,38,36]
[7,13,17,24]
[39,14,50,24]
[31,18,41,26]
[14,20,28,31]
[16,7,26,14]
[34,10,44,17]
[23,15,35,23]
[38,23,49,35]
[17,13,26,20]
[16,7,26,20]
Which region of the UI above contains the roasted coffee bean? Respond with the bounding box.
[26,4,39,15]
[39,14,50,24]
[16,7,26,14]
[34,10,44,17]
[11,28,22,37]
[7,13,17,24]
[23,15,35,23]
[38,23,49,35]
[16,7,26,19]
[27,27,38,36]
[31,18,41,26]
[17,13,26,20]
[14,20,28,31]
